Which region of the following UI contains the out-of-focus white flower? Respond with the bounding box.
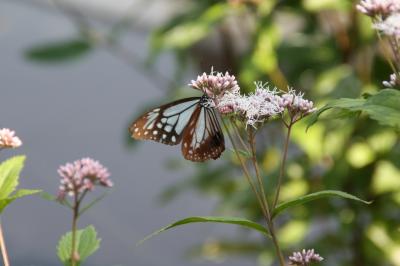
[383,72,400,87]
[189,69,240,99]
[356,0,400,18]
[57,157,112,200]
[374,13,400,37]
[289,249,324,265]
[0,128,22,149]
[280,88,316,118]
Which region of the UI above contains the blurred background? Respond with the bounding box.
[1,0,399,265]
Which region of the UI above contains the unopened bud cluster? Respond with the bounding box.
[57,157,112,200]
[289,249,324,265]
[189,71,240,99]
[0,128,22,149]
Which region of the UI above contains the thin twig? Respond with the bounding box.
[222,118,286,266]
[0,221,10,266]
[272,121,293,210]
[248,127,269,215]
[248,127,286,266]
[375,28,399,78]
[220,118,270,223]
[70,193,80,266]
[231,118,250,152]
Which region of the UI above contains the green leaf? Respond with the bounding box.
[307,89,400,130]
[229,148,252,158]
[150,3,230,54]
[57,225,100,266]
[272,190,371,218]
[40,191,58,202]
[25,39,91,63]
[78,192,109,216]
[0,189,41,213]
[0,156,25,199]
[138,216,269,245]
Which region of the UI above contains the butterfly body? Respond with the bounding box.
[129,95,225,162]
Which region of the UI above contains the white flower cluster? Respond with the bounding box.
[189,70,240,98]
[357,0,400,18]
[0,128,22,149]
[289,249,324,265]
[217,82,316,127]
[383,72,400,87]
[374,12,400,37]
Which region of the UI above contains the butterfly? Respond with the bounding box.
[129,94,225,162]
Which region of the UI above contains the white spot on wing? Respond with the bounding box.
[165,125,173,132]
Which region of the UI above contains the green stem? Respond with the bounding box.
[231,118,250,152]
[221,119,269,222]
[0,219,10,266]
[273,122,293,210]
[248,127,270,217]
[222,118,286,266]
[248,127,286,266]
[71,194,80,266]
[375,28,399,78]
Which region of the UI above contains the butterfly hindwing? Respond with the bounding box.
[181,105,225,162]
[129,97,201,146]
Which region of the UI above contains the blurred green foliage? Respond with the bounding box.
[148,1,400,265]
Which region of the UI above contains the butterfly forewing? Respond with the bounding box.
[181,106,225,162]
[129,97,201,146]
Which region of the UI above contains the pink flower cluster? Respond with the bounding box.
[356,0,400,18]
[189,70,240,99]
[281,89,317,117]
[57,158,112,199]
[289,249,324,265]
[0,128,22,149]
[217,82,316,127]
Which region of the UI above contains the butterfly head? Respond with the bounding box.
[199,94,216,109]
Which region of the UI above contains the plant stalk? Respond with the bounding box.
[222,118,286,265]
[248,127,286,266]
[375,28,399,80]
[71,194,80,266]
[221,119,270,222]
[0,220,10,266]
[273,122,293,210]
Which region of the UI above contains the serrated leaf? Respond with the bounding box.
[307,89,400,130]
[0,156,25,200]
[138,216,269,246]
[0,189,41,213]
[26,39,91,62]
[272,190,371,218]
[57,225,100,265]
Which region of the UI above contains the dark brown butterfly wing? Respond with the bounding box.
[129,97,201,146]
[181,106,225,162]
